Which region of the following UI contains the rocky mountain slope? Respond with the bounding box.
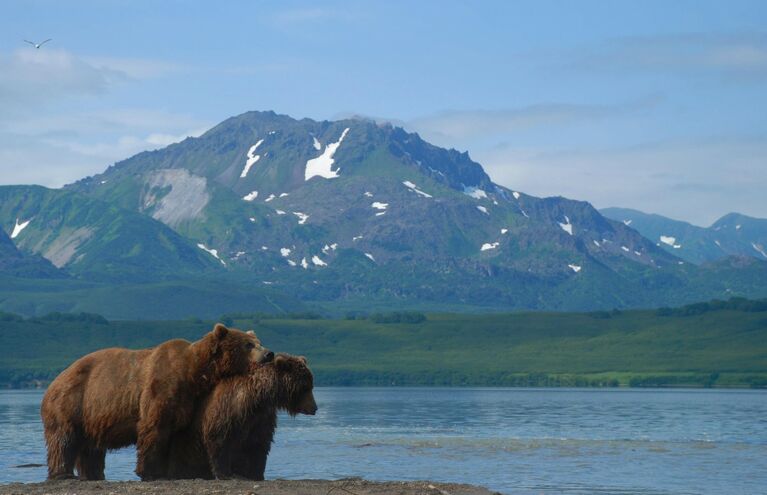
[601,207,767,264]
[0,185,221,282]
[49,110,763,310]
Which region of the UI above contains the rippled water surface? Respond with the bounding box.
[2,388,766,494]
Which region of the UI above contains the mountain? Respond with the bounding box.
[601,208,767,264]
[0,225,64,279]
[53,110,767,311]
[0,185,221,282]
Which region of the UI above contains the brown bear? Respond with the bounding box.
[40,323,273,481]
[165,353,317,480]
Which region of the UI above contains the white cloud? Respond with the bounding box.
[0,48,124,110]
[0,108,210,187]
[0,48,188,119]
[477,137,767,226]
[82,56,186,79]
[578,34,767,80]
[408,97,661,142]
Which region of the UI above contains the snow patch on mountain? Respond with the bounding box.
[301,258,308,269]
[10,218,31,239]
[660,235,676,246]
[568,264,582,273]
[312,136,322,151]
[280,248,291,257]
[265,194,276,202]
[242,191,259,201]
[501,228,508,234]
[311,255,327,267]
[364,191,373,197]
[477,206,489,215]
[660,235,682,249]
[365,253,375,262]
[481,242,499,251]
[463,185,488,199]
[402,181,432,198]
[293,212,309,224]
[558,216,573,235]
[275,209,286,215]
[512,191,520,200]
[241,139,264,178]
[623,219,632,226]
[305,128,349,181]
[197,243,226,266]
[752,242,767,259]
[371,202,388,210]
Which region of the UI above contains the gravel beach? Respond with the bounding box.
[0,478,499,495]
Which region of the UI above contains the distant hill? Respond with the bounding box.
[2,298,766,388]
[0,226,63,279]
[601,207,767,264]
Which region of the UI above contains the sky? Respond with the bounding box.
[1,0,766,226]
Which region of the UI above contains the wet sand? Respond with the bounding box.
[0,478,499,495]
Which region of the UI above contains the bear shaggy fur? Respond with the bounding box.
[166,353,317,480]
[40,323,272,481]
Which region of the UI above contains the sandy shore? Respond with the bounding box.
[0,478,499,495]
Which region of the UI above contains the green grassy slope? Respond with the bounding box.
[0,275,305,320]
[2,299,766,388]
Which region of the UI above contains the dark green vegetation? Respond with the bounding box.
[3,111,767,317]
[2,298,765,389]
[601,207,767,264]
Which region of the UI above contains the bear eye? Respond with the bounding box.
[246,343,255,350]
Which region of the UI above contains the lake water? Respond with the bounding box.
[1,388,766,494]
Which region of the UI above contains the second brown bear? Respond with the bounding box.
[166,353,317,480]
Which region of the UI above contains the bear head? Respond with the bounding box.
[274,353,317,416]
[207,323,273,379]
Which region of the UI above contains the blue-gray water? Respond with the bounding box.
[1,388,767,494]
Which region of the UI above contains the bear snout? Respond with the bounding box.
[257,350,275,364]
[301,395,318,415]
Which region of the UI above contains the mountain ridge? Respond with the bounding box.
[601,207,767,264]
[1,110,766,316]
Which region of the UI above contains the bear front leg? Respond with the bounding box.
[76,445,106,480]
[208,445,236,480]
[135,418,172,480]
[237,447,268,481]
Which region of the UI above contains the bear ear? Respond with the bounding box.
[298,356,308,365]
[246,330,255,336]
[274,354,292,371]
[213,323,229,339]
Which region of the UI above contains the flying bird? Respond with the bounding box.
[24,39,52,49]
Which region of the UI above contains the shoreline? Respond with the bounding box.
[0,479,499,495]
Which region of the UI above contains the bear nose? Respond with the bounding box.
[260,350,275,364]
